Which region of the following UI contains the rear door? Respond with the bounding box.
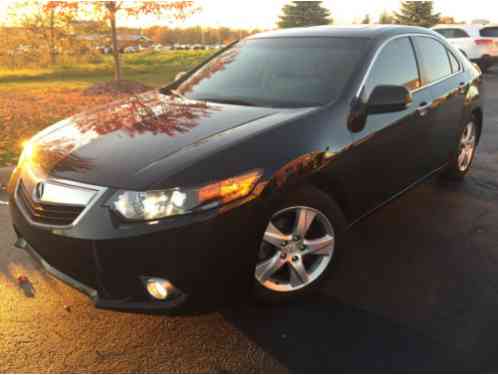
[413,36,466,168]
[347,36,434,218]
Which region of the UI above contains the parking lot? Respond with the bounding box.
[1,69,498,373]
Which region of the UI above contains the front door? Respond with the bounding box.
[346,36,434,219]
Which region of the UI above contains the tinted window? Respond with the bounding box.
[435,28,470,38]
[364,37,420,97]
[480,27,498,37]
[448,50,461,73]
[415,37,452,83]
[178,37,368,108]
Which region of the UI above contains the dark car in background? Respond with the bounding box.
[7,25,484,312]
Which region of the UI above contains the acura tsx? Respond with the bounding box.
[7,25,484,311]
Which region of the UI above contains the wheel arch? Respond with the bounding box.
[308,177,352,225]
[472,107,483,144]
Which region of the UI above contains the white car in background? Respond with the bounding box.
[432,24,498,72]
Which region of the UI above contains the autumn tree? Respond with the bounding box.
[8,0,78,65]
[0,24,28,68]
[393,1,440,28]
[379,10,395,24]
[439,16,457,24]
[362,14,371,24]
[45,1,197,82]
[278,1,332,29]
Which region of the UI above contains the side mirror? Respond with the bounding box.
[368,85,412,114]
[175,71,187,81]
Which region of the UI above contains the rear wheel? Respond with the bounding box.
[478,59,490,73]
[442,121,477,180]
[253,186,345,303]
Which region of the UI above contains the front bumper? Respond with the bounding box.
[14,237,189,312]
[9,175,269,312]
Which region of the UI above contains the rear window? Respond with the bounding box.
[448,50,461,73]
[435,28,470,38]
[480,27,498,37]
[414,37,453,84]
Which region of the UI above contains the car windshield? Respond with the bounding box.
[176,37,368,108]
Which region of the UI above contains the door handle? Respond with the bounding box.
[417,101,432,116]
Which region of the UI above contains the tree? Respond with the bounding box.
[278,1,332,29]
[393,1,440,28]
[379,10,395,24]
[379,10,395,25]
[439,16,456,24]
[45,1,197,81]
[362,14,371,24]
[8,0,78,65]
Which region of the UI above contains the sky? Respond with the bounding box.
[1,0,497,29]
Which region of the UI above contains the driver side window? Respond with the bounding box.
[364,37,421,99]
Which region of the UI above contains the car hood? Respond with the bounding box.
[28,90,287,189]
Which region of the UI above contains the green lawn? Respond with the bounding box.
[0,50,211,90]
[0,50,211,167]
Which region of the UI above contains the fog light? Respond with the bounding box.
[145,278,173,300]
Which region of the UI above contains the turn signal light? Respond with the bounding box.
[198,170,262,205]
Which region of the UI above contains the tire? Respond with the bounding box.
[253,185,346,304]
[441,120,478,180]
[478,60,489,73]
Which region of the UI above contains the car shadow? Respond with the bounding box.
[223,297,464,373]
[222,172,498,372]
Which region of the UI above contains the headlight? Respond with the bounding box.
[110,170,262,221]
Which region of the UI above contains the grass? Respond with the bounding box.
[0,50,211,167]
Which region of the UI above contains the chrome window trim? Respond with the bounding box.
[355,33,464,99]
[14,176,108,230]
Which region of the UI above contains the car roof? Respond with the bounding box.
[249,25,436,41]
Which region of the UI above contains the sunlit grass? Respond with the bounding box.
[0,50,211,166]
[0,50,210,88]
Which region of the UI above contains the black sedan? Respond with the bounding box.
[7,25,484,312]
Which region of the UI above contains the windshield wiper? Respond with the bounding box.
[168,89,189,101]
[198,97,261,107]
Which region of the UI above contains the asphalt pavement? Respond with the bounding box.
[1,71,498,373]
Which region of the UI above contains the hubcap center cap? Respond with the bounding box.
[284,241,301,254]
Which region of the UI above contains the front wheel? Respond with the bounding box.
[253,187,345,303]
[442,121,478,180]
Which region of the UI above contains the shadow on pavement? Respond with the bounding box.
[224,297,463,373]
[224,172,498,372]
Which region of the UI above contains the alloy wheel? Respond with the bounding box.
[255,206,335,292]
[458,122,477,172]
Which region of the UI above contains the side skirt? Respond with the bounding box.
[347,163,448,230]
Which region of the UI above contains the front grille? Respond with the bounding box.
[17,180,84,226]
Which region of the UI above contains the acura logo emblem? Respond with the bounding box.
[33,182,45,202]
